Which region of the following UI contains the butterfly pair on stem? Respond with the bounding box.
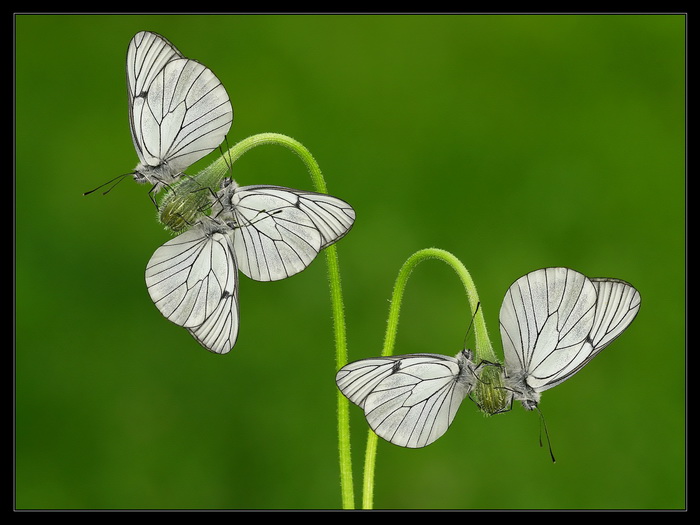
[336,267,641,450]
[145,179,355,354]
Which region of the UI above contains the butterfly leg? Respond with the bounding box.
[150,174,184,210]
[147,185,160,210]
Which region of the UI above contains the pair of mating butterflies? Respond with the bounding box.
[336,267,641,449]
[145,180,355,353]
[122,31,355,353]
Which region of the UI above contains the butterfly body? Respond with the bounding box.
[132,161,178,188]
[503,371,540,410]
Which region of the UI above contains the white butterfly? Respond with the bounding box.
[126,31,233,199]
[145,180,355,354]
[335,267,640,448]
[336,350,485,448]
[500,267,641,411]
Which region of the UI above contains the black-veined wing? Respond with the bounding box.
[499,267,598,407]
[145,222,239,354]
[223,185,355,282]
[589,277,641,353]
[336,351,476,448]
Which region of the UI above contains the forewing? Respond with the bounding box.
[589,278,641,353]
[336,356,404,408]
[127,31,183,105]
[145,226,238,330]
[228,186,324,281]
[127,32,233,171]
[337,354,471,448]
[127,31,183,166]
[500,267,598,392]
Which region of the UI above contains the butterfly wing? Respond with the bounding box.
[127,31,183,171]
[187,287,239,354]
[127,31,233,176]
[226,185,355,282]
[289,188,356,249]
[589,278,641,353]
[336,353,473,448]
[500,267,598,396]
[145,225,239,353]
[126,31,183,109]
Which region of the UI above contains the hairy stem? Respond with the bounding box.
[361,248,502,509]
[206,133,355,509]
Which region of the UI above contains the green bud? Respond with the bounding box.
[473,363,511,415]
[157,176,215,233]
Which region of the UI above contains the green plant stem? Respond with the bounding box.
[210,133,355,509]
[193,133,329,192]
[362,248,496,509]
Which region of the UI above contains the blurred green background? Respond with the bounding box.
[15,14,685,510]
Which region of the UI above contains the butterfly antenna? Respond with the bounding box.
[219,137,234,177]
[536,406,556,463]
[462,302,481,349]
[82,173,131,196]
